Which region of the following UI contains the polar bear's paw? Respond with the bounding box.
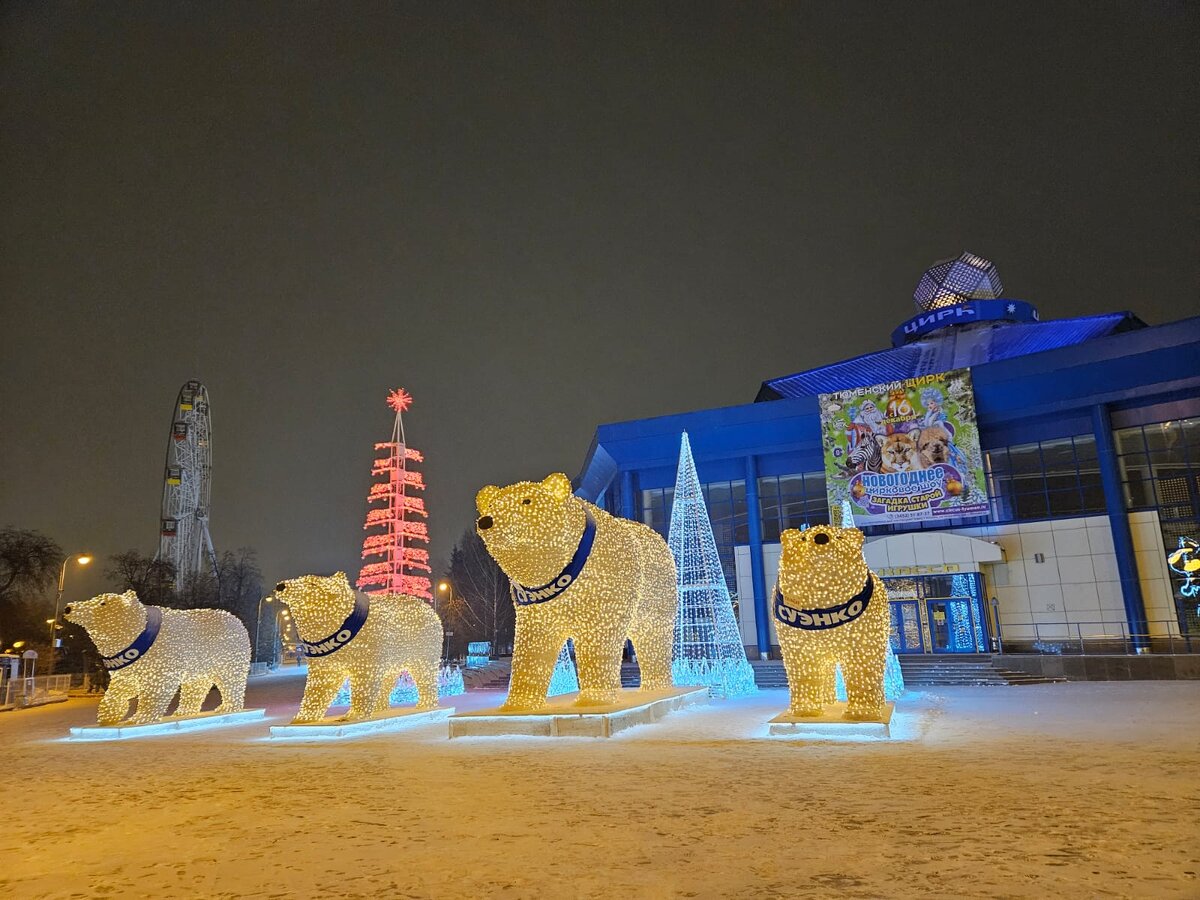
[788,706,825,718]
[842,707,882,722]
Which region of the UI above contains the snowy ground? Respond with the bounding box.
[1,673,1198,899]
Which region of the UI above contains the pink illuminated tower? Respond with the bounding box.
[356,387,433,600]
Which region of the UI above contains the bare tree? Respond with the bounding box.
[216,547,263,627]
[0,527,63,649]
[105,550,177,606]
[0,527,63,606]
[444,528,514,658]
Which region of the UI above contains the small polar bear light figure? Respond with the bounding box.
[773,523,891,720]
[273,572,443,723]
[475,472,677,711]
[65,591,250,726]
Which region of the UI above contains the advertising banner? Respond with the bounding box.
[819,368,988,526]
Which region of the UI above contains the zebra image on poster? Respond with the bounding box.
[819,367,989,526]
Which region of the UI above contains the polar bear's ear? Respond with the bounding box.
[841,527,865,551]
[779,529,803,550]
[541,472,573,502]
[120,590,138,604]
[476,485,499,514]
[333,571,348,583]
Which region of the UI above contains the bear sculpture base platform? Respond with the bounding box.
[69,708,266,741]
[270,705,453,740]
[449,686,706,738]
[769,701,895,738]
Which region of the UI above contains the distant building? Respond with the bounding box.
[574,254,1200,658]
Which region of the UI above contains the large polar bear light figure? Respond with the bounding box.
[476,472,677,710]
[274,572,443,723]
[65,591,250,725]
[774,524,891,720]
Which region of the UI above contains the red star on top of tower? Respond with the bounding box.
[386,387,413,414]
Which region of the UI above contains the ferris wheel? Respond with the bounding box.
[158,380,217,579]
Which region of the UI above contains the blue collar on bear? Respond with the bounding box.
[510,510,598,606]
[101,606,163,671]
[300,592,370,658]
[774,572,874,630]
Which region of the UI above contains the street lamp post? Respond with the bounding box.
[437,581,453,660]
[253,595,274,666]
[48,553,92,677]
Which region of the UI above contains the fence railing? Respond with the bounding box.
[994,618,1199,655]
[1,674,72,709]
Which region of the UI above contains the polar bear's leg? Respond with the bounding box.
[502,612,559,711]
[347,670,383,720]
[130,682,178,724]
[294,667,343,724]
[97,678,137,726]
[629,628,672,691]
[213,669,247,713]
[572,630,624,706]
[842,649,887,720]
[783,640,830,717]
[176,678,212,717]
[410,658,440,710]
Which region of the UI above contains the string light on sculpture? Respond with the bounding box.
[65,591,250,725]
[275,572,444,723]
[475,473,678,711]
[667,432,756,698]
[773,518,892,721]
[358,388,432,600]
[835,643,905,702]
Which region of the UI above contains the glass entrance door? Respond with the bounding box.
[926,598,982,653]
[890,600,924,653]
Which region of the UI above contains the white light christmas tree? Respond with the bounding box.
[547,640,579,697]
[668,432,757,698]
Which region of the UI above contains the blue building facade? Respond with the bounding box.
[573,257,1200,658]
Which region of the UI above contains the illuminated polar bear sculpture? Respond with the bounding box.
[274,572,443,723]
[476,472,677,710]
[774,524,891,720]
[65,591,250,726]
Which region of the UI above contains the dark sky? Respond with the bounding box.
[2,2,1196,603]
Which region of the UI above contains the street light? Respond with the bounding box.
[48,553,92,676]
[253,595,274,666]
[436,581,454,659]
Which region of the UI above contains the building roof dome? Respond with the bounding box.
[913,251,1003,312]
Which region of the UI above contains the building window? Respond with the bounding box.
[757,473,828,543]
[639,480,746,598]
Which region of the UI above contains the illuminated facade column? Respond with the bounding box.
[1092,403,1149,646]
[744,454,771,660]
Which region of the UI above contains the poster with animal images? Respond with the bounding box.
[819,367,989,526]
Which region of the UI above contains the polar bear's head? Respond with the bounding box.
[777,524,869,605]
[274,572,357,640]
[64,591,147,646]
[475,472,588,585]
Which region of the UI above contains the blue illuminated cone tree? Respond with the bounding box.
[667,432,757,697]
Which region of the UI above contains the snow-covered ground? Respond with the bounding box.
[1,673,1197,899]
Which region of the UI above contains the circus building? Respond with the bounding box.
[573,254,1200,679]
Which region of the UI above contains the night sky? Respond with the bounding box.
[2,3,1196,602]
